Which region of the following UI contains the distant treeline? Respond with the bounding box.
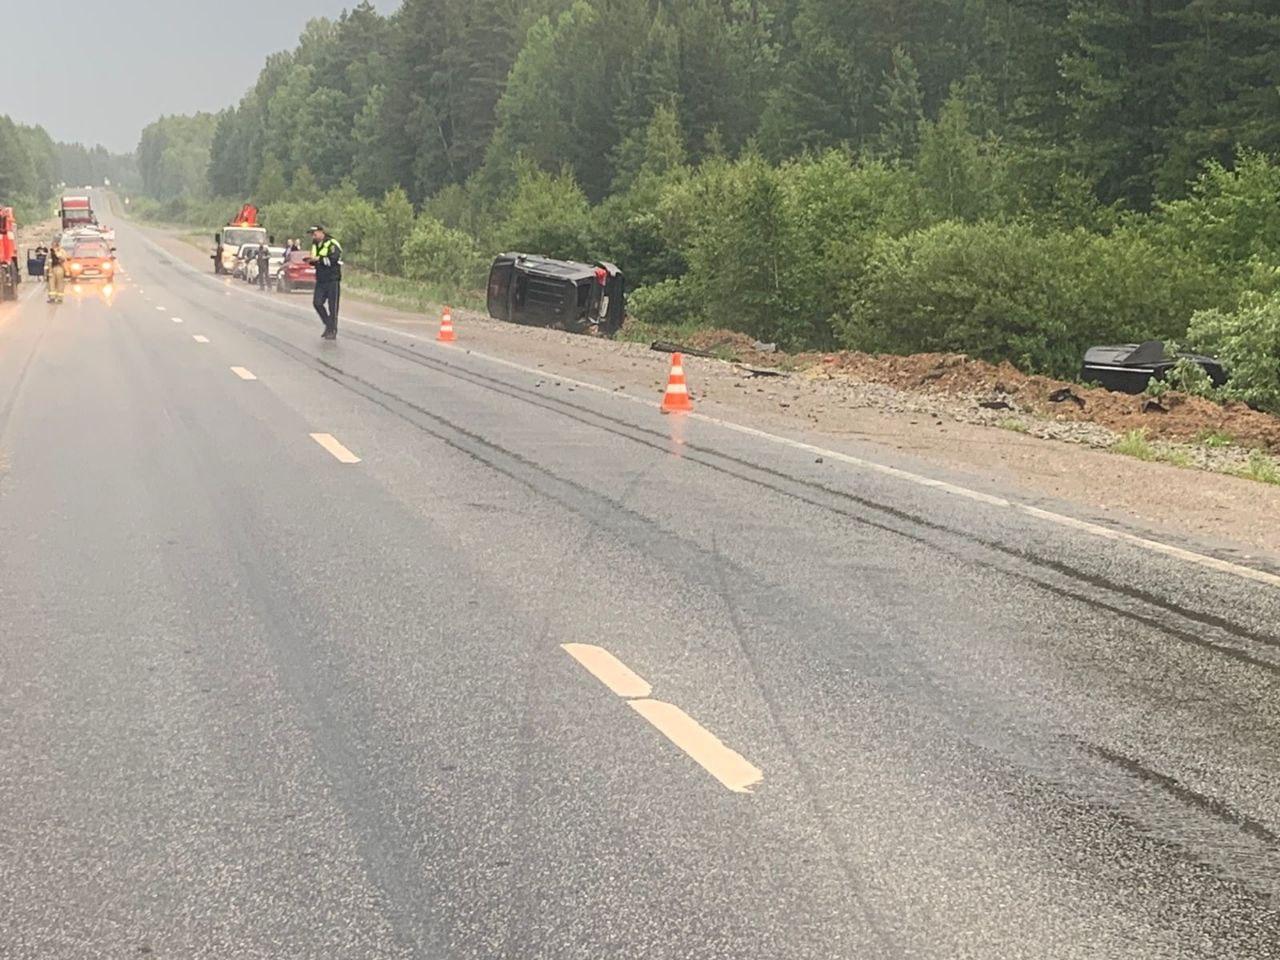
[130,0,1280,409]
[0,112,139,221]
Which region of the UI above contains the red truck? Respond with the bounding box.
[0,207,19,301]
[60,195,95,231]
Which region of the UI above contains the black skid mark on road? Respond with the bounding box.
[1083,742,1279,849]
[148,268,1280,679]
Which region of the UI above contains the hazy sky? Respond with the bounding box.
[2,0,399,153]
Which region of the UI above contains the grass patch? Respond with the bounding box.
[1112,428,1156,461]
[615,318,747,360]
[1112,429,1196,468]
[1158,448,1193,468]
[342,269,484,316]
[617,317,723,348]
[1194,429,1234,447]
[1235,449,1280,485]
[171,226,484,316]
[996,417,1029,433]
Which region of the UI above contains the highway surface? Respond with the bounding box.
[2,214,1278,959]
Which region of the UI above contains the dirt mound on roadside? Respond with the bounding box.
[800,350,1280,452]
[653,328,1280,451]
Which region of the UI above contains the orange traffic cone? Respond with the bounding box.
[437,306,456,342]
[660,353,694,414]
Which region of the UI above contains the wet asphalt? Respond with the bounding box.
[1,215,1277,959]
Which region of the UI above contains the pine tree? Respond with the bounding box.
[874,46,925,161]
[1059,0,1182,208]
[1159,0,1280,196]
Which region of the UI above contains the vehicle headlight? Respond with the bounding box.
[102,261,113,272]
[69,263,81,272]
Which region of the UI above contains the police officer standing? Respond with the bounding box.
[257,241,271,289]
[306,225,342,340]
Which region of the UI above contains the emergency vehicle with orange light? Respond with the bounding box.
[213,204,268,275]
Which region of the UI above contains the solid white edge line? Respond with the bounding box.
[131,223,1280,589]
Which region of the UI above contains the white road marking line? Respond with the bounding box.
[561,644,761,794]
[135,226,1280,588]
[192,335,209,343]
[561,643,652,698]
[310,433,361,464]
[172,317,183,324]
[629,699,763,794]
[420,345,1280,586]
[230,367,257,380]
[156,306,166,312]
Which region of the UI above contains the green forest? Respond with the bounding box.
[127,0,1280,407]
[0,116,61,223]
[0,112,139,223]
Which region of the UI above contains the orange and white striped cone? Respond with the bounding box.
[660,352,694,414]
[437,306,456,342]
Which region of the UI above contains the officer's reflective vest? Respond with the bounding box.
[310,238,342,282]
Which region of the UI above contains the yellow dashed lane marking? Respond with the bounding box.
[629,699,764,794]
[310,433,361,464]
[562,643,652,698]
[561,643,762,794]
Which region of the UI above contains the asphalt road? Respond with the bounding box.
[2,213,1278,960]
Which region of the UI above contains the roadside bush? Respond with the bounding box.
[133,194,237,230]
[842,222,1080,372]
[776,152,923,345]
[658,154,797,344]
[495,160,590,261]
[655,151,925,348]
[375,187,415,276]
[1165,357,1220,399]
[256,198,327,245]
[589,176,686,290]
[329,196,381,263]
[628,278,702,327]
[14,194,53,225]
[841,220,1232,376]
[401,217,487,290]
[1187,292,1280,413]
[1154,151,1280,273]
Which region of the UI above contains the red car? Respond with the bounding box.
[276,250,316,293]
[66,238,116,283]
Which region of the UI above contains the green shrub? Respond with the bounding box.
[841,221,1084,373]
[1195,430,1234,447]
[1187,292,1280,413]
[1164,357,1219,399]
[841,220,1230,376]
[628,278,701,327]
[256,199,328,245]
[401,217,487,290]
[589,175,687,290]
[496,160,590,260]
[1144,377,1170,398]
[655,151,921,349]
[1154,152,1280,274]
[1238,449,1280,485]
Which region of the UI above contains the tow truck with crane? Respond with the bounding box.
[213,204,268,275]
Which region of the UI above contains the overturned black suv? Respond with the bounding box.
[486,254,625,335]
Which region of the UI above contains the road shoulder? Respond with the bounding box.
[136,219,1280,563]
